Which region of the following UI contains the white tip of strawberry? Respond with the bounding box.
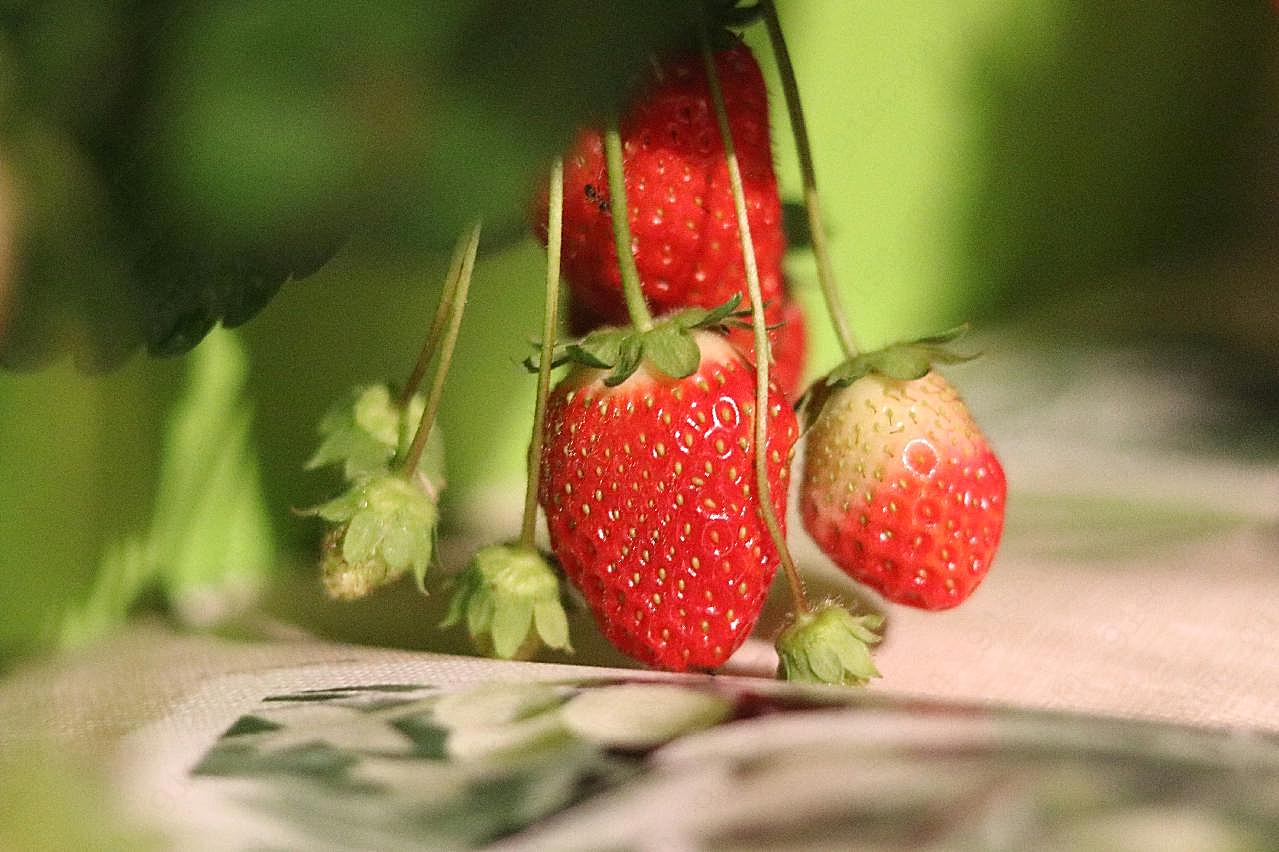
[442,544,572,660]
[775,603,883,686]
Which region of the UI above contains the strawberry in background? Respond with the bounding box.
[533,40,785,326]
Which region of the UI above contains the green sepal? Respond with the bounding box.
[318,526,394,601]
[441,544,572,660]
[605,333,646,387]
[568,329,626,369]
[827,324,973,387]
[643,323,702,383]
[670,293,743,331]
[801,324,976,429]
[307,384,405,478]
[306,384,445,490]
[302,473,438,599]
[523,295,744,385]
[775,603,884,687]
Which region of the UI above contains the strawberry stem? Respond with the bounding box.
[399,232,469,408]
[762,0,860,360]
[603,125,655,333]
[701,27,810,616]
[519,159,564,549]
[400,221,481,479]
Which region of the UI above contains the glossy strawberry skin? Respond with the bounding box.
[800,371,1006,610]
[534,42,785,323]
[539,334,798,671]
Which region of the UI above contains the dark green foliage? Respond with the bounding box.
[0,1,701,368]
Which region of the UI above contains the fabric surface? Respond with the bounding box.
[2,519,1275,764]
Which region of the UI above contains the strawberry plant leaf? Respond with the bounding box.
[431,682,563,730]
[559,684,732,750]
[2,2,697,369]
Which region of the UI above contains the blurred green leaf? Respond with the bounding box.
[59,328,273,647]
[1,0,700,368]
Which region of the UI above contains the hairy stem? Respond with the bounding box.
[400,233,469,407]
[520,160,563,549]
[763,0,860,359]
[401,221,481,478]
[701,28,809,616]
[603,125,655,332]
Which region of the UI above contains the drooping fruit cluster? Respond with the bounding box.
[303,13,1009,686]
[539,332,797,671]
[533,40,807,399]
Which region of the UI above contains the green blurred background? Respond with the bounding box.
[1,0,1276,665]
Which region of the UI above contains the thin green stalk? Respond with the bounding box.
[603,125,655,332]
[400,233,469,407]
[519,160,563,549]
[401,221,482,478]
[701,28,809,615]
[763,0,860,360]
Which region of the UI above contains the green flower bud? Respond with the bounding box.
[442,544,572,660]
[775,604,883,686]
[307,473,438,598]
[307,384,445,490]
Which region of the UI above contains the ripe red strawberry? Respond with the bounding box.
[800,370,1006,610]
[539,332,798,670]
[533,41,785,323]
[726,296,808,401]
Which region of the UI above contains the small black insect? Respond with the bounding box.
[584,183,609,211]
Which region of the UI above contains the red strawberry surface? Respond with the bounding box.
[539,332,798,670]
[726,296,808,401]
[533,41,785,323]
[801,371,1006,610]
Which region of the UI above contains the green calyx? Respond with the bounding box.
[775,603,884,686]
[442,544,572,660]
[304,473,438,597]
[801,324,975,428]
[307,384,445,490]
[525,295,743,386]
[825,324,974,387]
